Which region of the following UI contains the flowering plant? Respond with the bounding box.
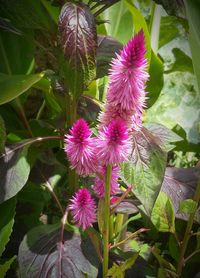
[0,1,200,278]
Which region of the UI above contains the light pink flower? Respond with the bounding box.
[93,166,119,198]
[99,30,149,130]
[95,119,131,165]
[69,188,96,230]
[64,119,97,176]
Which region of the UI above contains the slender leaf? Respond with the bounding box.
[0,73,44,105]
[0,197,16,256]
[0,256,16,278]
[18,224,100,278]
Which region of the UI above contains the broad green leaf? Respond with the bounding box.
[0,73,44,105]
[151,192,175,233]
[0,115,6,153]
[166,48,193,74]
[108,263,123,278]
[0,256,16,278]
[58,2,97,97]
[179,199,197,214]
[0,197,16,256]
[0,31,34,74]
[125,0,151,63]
[185,0,200,93]
[146,51,164,108]
[0,145,30,203]
[120,127,167,215]
[18,224,100,278]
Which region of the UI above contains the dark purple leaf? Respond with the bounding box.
[18,224,100,278]
[58,3,97,96]
[114,199,139,215]
[120,127,167,215]
[161,167,200,222]
[96,35,122,78]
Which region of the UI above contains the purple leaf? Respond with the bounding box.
[18,224,100,278]
[161,167,200,222]
[58,2,97,96]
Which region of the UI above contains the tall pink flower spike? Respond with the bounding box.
[64,119,97,176]
[99,30,149,130]
[69,188,96,230]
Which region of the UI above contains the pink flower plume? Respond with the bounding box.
[64,119,97,176]
[69,188,96,230]
[95,119,131,165]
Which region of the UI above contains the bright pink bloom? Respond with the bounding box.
[69,188,96,230]
[64,119,97,176]
[100,30,149,130]
[95,119,131,165]
[93,166,119,198]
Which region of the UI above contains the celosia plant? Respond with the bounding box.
[64,30,149,277]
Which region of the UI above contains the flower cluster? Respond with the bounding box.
[65,30,148,230]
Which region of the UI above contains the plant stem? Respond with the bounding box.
[177,180,200,277]
[102,164,112,278]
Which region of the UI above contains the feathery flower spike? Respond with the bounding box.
[69,188,96,230]
[64,119,97,176]
[95,119,131,165]
[100,30,149,130]
[93,165,119,198]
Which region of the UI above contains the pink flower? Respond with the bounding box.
[99,30,149,130]
[69,188,96,230]
[93,166,119,198]
[95,119,131,165]
[64,119,97,176]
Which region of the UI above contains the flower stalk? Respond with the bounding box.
[103,164,112,278]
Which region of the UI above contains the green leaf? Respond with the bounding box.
[153,0,186,19]
[0,73,44,105]
[102,1,133,44]
[0,256,16,278]
[0,115,6,153]
[0,197,16,256]
[121,253,139,272]
[108,263,124,278]
[146,51,164,108]
[97,199,105,234]
[179,199,197,214]
[58,2,97,97]
[18,224,100,278]
[185,0,200,93]
[146,72,200,144]
[125,0,151,63]
[120,127,167,215]
[151,192,175,233]
[0,144,30,203]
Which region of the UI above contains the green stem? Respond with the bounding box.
[103,164,112,278]
[177,180,200,277]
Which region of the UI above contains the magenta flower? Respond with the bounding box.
[69,188,96,230]
[95,119,131,165]
[93,166,119,198]
[99,30,149,130]
[64,119,97,176]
